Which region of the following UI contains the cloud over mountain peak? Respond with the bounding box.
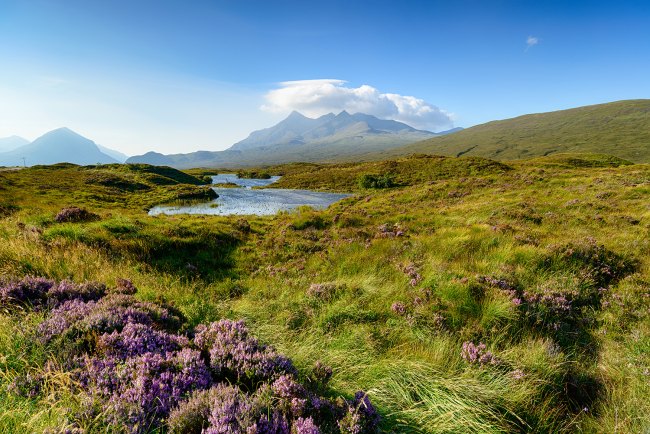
[262,79,453,131]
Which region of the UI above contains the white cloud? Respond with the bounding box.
[526,36,540,51]
[261,79,453,131]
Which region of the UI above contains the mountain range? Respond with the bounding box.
[3,99,649,168]
[0,128,128,167]
[126,111,458,168]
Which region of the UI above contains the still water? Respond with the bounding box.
[148,174,350,216]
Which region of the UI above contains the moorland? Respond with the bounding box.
[0,153,648,433]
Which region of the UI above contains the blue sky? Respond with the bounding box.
[1,0,649,155]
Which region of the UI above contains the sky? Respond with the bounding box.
[1,0,649,155]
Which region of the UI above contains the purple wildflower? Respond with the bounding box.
[54,206,98,223]
[339,391,380,434]
[307,283,338,301]
[97,322,189,359]
[510,369,526,380]
[311,361,333,386]
[114,278,138,295]
[293,417,321,434]
[0,276,55,307]
[391,302,407,316]
[272,375,308,416]
[461,341,498,366]
[194,320,295,383]
[79,349,211,432]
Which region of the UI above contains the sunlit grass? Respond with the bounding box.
[0,154,648,432]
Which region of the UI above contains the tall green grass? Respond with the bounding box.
[0,155,648,432]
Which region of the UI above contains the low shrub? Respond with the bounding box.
[357,173,397,189]
[291,210,328,230]
[0,277,381,434]
[54,207,99,223]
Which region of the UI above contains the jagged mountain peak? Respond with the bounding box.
[230,111,434,152]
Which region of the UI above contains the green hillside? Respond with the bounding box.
[388,99,650,163]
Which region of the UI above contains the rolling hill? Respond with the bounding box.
[386,99,650,163]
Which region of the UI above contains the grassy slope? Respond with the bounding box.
[0,155,649,433]
[381,100,650,163]
[0,163,214,212]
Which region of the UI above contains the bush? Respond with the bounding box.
[357,173,397,189]
[237,170,271,179]
[172,185,218,201]
[0,203,19,217]
[291,210,328,230]
[1,276,381,434]
[54,207,99,223]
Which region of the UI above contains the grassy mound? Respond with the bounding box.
[269,154,511,191]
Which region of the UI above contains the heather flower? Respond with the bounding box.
[47,280,107,305]
[171,384,286,434]
[0,276,55,307]
[510,369,526,380]
[338,391,380,434]
[114,278,138,295]
[8,371,44,398]
[194,320,295,383]
[521,288,577,334]
[42,428,85,434]
[4,276,381,434]
[167,387,217,433]
[306,283,339,301]
[461,341,498,366]
[478,276,515,291]
[80,349,211,432]
[272,375,308,416]
[376,223,405,238]
[87,294,183,331]
[38,299,97,342]
[391,302,407,316]
[339,410,362,434]
[38,294,182,345]
[55,207,98,223]
[97,323,189,359]
[0,277,108,311]
[310,361,333,386]
[248,412,291,434]
[398,263,422,286]
[293,417,320,434]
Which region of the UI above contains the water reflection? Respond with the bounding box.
[211,173,281,188]
[148,174,350,216]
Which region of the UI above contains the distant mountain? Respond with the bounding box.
[230,110,437,151]
[97,144,129,163]
[0,128,119,166]
[437,127,464,136]
[0,136,30,153]
[127,111,453,168]
[386,99,650,163]
[127,151,174,166]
